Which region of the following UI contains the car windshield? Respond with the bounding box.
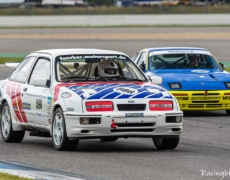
[55,54,147,82]
[148,53,221,70]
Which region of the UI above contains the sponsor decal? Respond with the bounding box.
[22,103,31,110]
[61,92,72,98]
[176,97,189,101]
[36,99,42,109]
[47,97,53,105]
[223,96,230,100]
[191,97,221,100]
[113,87,138,95]
[191,70,210,73]
[168,50,194,53]
[125,113,144,117]
[59,55,127,61]
[67,108,74,111]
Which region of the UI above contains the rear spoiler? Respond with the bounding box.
[5,62,20,70]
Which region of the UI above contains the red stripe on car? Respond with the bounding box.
[16,83,28,123]
[11,82,23,123]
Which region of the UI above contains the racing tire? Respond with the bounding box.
[52,107,79,151]
[153,137,180,150]
[0,102,25,143]
[100,138,118,142]
[226,110,230,115]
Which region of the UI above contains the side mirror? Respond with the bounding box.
[139,62,146,71]
[150,76,162,85]
[219,62,225,69]
[33,78,50,88]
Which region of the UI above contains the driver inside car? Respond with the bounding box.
[97,60,120,78]
[184,55,200,68]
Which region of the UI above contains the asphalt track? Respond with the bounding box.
[0,27,230,180]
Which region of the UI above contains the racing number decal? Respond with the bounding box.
[36,99,42,109]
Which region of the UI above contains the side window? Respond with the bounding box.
[137,52,146,66]
[29,58,51,85]
[10,56,36,83]
[131,53,139,61]
[134,53,141,64]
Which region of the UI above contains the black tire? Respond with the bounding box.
[0,102,25,143]
[226,110,230,115]
[52,107,79,151]
[153,137,180,150]
[100,137,118,142]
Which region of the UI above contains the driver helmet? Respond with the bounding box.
[186,55,200,67]
[98,60,119,77]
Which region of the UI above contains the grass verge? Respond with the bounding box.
[0,172,33,180]
[1,5,230,15]
[0,57,23,64]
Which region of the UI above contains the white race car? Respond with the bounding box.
[0,49,183,151]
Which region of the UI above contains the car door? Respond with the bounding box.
[23,56,52,126]
[8,56,36,124]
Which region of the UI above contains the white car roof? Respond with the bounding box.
[142,47,211,56]
[143,47,208,52]
[31,49,128,57]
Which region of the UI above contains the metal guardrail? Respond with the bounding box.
[0,14,230,27]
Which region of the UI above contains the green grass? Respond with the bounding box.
[0,57,23,64]
[0,172,33,180]
[0,5,230,16]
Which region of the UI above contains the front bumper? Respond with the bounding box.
[171,90,230,110]
[64,111,183,139]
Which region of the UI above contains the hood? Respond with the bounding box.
[146,69,230,90]
[55,82,173,100]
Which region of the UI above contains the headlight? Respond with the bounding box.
[224,82,230,88]
[168,83,182,89]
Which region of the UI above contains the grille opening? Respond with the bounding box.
[188,104,204,108]
[172,128,181,132]
[117,104,146,111]
[81,130,89,133]
[117,123,155,127]
[206,104,222,108]
[80,118,101,125]
[111,129,154,133]
[166,116,177,123]
[192,101,220,103]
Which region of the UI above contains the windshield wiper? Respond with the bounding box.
[61,76,86,79]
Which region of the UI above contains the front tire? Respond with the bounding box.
[153,138,180,150]
[52,107,79,151]
[0,102,25,143]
